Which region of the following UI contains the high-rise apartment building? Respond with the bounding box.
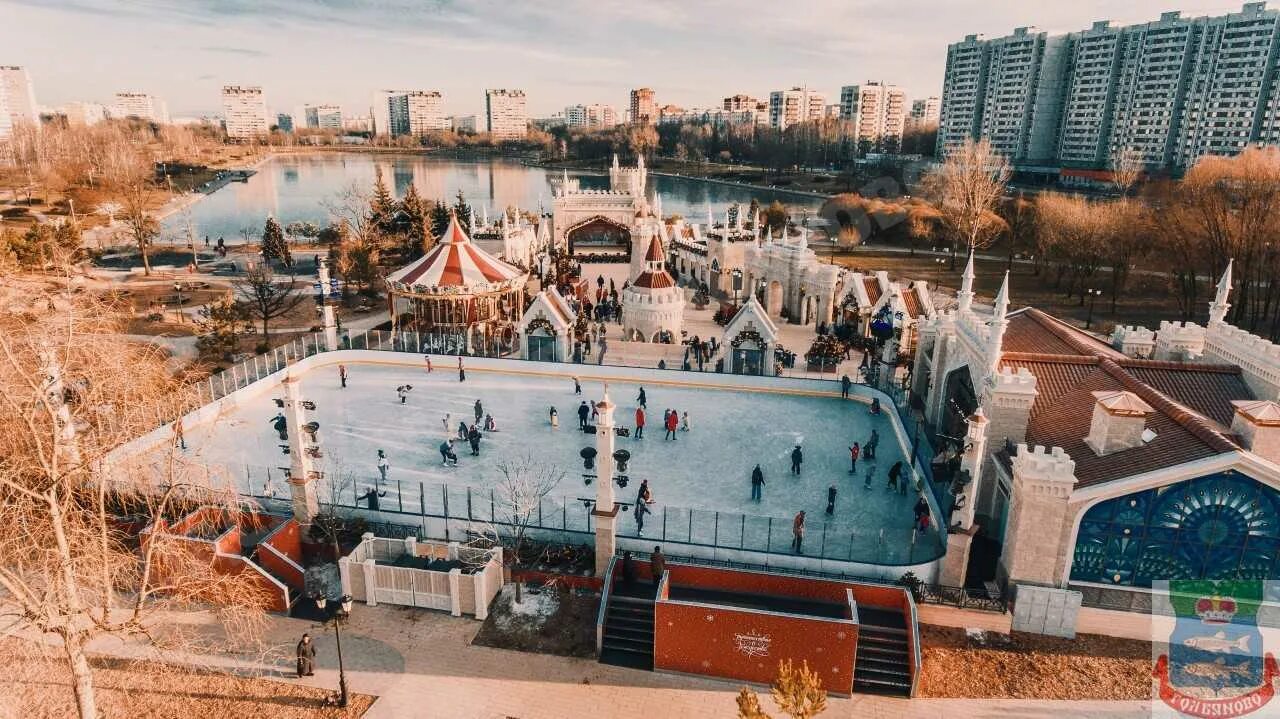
[907,97,941,130]
[112,92,170,124]
[0,66,38,134]
[939,3,1280,171]
[839,82,908,153]
[452,115,478,133]
[390,91,448,136]
[630,88,657,125]
[276,113,294,133]
[768,87,826,130]
[302,104,342,130]
[722,94,760,112]
[564,104,618,129]
[485,89,528,140]
[371,90,400,136]
[221,86,269,138]
[61,102,106,127]
[0,82,10,140]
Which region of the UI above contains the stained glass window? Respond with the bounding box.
[1071,471,1280,588]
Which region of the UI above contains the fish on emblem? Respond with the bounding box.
[1182,631,1252,655]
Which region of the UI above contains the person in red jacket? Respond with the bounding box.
[848,442,860,474]
[664,408,679,440]
[634,406,645,439]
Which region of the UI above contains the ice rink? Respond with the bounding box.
[185,359,942,565]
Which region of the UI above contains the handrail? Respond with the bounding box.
[904,588,922,698]
[595,554,618,656]
[846,588,859,624]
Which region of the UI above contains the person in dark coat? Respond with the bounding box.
[578,401,590,430]
[474,399,483,423]
[865,429,879,460]
[840,374,852,399]
[826,485,838,515]
[914,496,929,521]
[621,550,636,587]
[637,387,647,408]
[439,439,458,466]
[468,425,482,456]
[458,356,466,382]
[296,634,316,677]
[271,413,288,441]
[790,445,803,475]
[887,460,904,492]
[750,464,765,501]
[650,546,666,590]
[792,511,806,553]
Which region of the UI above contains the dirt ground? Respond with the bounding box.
[471,584,599,659]
[0,638,375,719]
[917,625,1156,700]
[835,247,1192,334]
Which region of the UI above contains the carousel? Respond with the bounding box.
[385,214,529,355]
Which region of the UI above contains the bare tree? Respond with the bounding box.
[103,145,160,275]
[1110,148,1145,199]
[469,454,564,603]
[922,138,1010,268]
[0,287,270,719]
[233,264,307,343]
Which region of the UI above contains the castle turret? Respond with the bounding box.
[1209,259,1233,325]
[957,249,976,315]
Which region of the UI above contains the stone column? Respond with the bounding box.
[1000,445,1078,587]
[317,258,339,352]
[939,408,988,587]
[980,367,1039,449]
[282,369,320,528]
[593,387,620,576]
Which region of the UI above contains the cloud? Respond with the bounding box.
[200,45,268,58]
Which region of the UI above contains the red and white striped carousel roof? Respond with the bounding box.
[385,215,526,295]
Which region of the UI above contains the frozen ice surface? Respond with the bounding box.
[186,361,942,566]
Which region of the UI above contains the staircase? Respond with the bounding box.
[853,607,913,696]
[599,587,655,671]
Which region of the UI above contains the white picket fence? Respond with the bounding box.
[338,533,503,620]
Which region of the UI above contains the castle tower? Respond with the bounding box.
[622,235,684,343]
[957,249,976,315]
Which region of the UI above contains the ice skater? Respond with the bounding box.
[869,397,881,415]
[826,485,837,515]
[840,374,852,399]
[339,364,348,388]
[792,511,806,554]
[457,421,469,440]
[467,424,482,456]
[270,412,288,441]
[634,479,654,533]
[442,413,451,433]
[474,399,484,423]
[634,406,645,439]
[913,496,929,523]
[172,418,186,451]
[439,439,458,466]
[865,429,879,460]
[375,450,389,496]
[591,401,600,422]
[573,376,581,394]
[397,384,413,404]
[424,355,433,373]
[790,444,803,475]
[887,460,903,492]
[637,387,647,409]
[750,464,765,501]
[664,408,678,440]
[484,414,497,432]
[458,356,466,382]
[864,464,875,489]
[578,400,590,430]
[681,411,690,432]
[549,406,559,428]
[848,442,860,474]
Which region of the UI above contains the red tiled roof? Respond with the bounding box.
[645,235,665,262]
[863,277,882,305]
[633,270,675,289]
[902,286,925,319]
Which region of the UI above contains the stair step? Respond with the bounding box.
[606,611,654,626]
[859,632,908,647]
[599,647,654,671]
[857,665,912,684]
[613,594,655,607]
[853,676,912,697]
[859,624,907,637]
[605,624,654,640]
[603,632,653,650]
[856,656,910,674]
[857,644,909,661]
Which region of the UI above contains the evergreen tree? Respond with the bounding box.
[452,189,473,233]
[430,200,452,240]
[261,216,292,267]
[368,166,397,235]
[400,182,432,259]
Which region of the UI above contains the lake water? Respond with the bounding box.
[162,153,827,244]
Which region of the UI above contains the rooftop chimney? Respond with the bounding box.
[1231,400,1280,465]
[1085,390,1154,456]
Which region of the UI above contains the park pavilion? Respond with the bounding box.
[385,214,529,351]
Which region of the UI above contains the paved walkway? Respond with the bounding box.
[70,604,1148,719]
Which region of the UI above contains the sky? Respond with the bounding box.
[0,0,1248,119]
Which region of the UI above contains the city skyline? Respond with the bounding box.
[1,0,1240,119]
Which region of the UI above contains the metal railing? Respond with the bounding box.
[596,554,618,655]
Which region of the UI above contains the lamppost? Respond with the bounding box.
[173,282,184,323]
[314,593,353,708]
[1084,288,1103,330]
[731,268,743,308]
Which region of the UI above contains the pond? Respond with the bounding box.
[161,153,828,245]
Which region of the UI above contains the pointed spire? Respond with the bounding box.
[707,206,714,231]
[957,248,976,314]
[637,154,645,170]
[654,193,663,219]
[612,153,620,170]
[1210,259,1233,325]
[992,270,1010,321]
[482,205,489,227]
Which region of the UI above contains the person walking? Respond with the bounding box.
[790,444,803,475]
[270,412,288,441]
[173,418,186,451]
[914,496,929,522]
[296,634,316,678]
[865,429,879,460]
[664,408,679,440]
[826,485,838,515]
[468,425,482,456]
[439,439,458,466]
[573,376,581,394]
[848,442,860,474]
[376,449,390,495]
[887,460,903,492]
[458,356,466,382]
[397,384,411,404]
[650,546,666,590]
[424,355,433,373]
[578,401,590,430]
[442,413,451,433]
[681,411,690,432]
[634,479,653,533]
[549,406,559,428]
[621,551,636,587]
[637,387,647,409]
[791,511,806,554]
[750,464,765,501]
[634,406,646,439]
[474,399,484,424]
[840,374,852,399]
[339,363,348,388]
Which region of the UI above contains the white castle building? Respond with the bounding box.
[622,235,684,343]
[470,205,549,270]
[551,154,660,255]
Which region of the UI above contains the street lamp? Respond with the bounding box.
[314,593,354,708]
[1084,288,1104,330]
